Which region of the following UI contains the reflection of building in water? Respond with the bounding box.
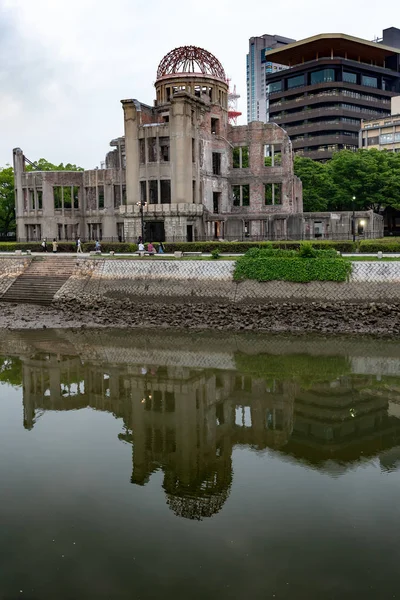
[19,352,400,516]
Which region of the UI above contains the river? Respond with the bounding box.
[1,329,400,599]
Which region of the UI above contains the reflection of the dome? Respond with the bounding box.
[3,328,400,518]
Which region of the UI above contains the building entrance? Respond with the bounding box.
[145,221,165,242]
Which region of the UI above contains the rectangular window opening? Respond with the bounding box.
[159,137,170,161]
[213,192,221,214]
[232,184,250,207]
[212,152,221,175]
[53,187,62,210]
[211,117,220,135]
[149,180,158,204]
[63,187,72,209]
[264,183,282,205]
[73,186,79,209]
[98,186,104,209]
[233,146,249,168]
[140,181,147,204]
[160,180,171,204]
[148,137,157,162]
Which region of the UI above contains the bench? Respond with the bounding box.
[137,251,156,257]
[174,251,202,258]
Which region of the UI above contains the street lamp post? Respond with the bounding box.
[136,200,147,242]
[352,196,356,243]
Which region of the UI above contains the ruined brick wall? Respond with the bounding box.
[228,122,299,215]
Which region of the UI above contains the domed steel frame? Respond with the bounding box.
[156,46,227,82]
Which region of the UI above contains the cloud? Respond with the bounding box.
[0,0,397,167]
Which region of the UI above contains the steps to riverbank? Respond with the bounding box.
[0,256,76,305]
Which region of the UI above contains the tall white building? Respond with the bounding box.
[247,34,295,123]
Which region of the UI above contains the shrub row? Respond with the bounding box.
[235,352,351,384]
[0,240,356,254]
[359,239,400,253]
[162,240,356,253]
[234,257,352,283]
[8,239,400,254]
[0,242,138,253]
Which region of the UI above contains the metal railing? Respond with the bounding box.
[11,232,386,244]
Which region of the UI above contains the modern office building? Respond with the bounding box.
[247,34,295,123]
[264,29,400,160]
[360,95,400,151]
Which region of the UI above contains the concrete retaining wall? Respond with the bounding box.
[0,257,31,296]
[55,259,400,303]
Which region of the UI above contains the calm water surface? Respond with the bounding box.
[1,329,400,600]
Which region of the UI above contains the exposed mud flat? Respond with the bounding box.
[0,298,399,337]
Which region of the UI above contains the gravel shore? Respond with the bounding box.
[0,298,399,336]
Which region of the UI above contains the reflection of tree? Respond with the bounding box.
[0,357,23,388]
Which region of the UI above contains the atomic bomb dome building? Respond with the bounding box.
[14,45,303,243]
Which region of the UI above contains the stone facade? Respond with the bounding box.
[14,46,302,243]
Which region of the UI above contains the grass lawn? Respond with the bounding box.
[344,256,400,262]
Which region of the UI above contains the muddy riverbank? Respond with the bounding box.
[0,298,399,336]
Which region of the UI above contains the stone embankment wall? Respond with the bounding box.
[0,257,31,296]
[54,258,400,303]
[49,258,400,335]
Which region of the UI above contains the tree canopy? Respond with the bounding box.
[26,158,84,173]
[294,149,400,213]
[0,167,16,235]
[0,159,83,235]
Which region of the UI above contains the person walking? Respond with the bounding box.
[41,238,47,252]
[52,239,58,253]
[76,237,83,253]
[95,239,101,254]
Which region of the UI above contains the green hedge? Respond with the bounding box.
[234,256,352,283]
[235,352,351,385]
[0,240,356,254]
[0,242,138,253]
[359,239,400,253]
[162,240,356,253]
[0,242,78,252]
[82,242,137,253]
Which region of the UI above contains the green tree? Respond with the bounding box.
[26,158,84,172]
[0,357,22,388]
[293,157,333,212]
[0,166,16,234]
[325,149,400,212]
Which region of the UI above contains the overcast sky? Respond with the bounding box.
[0,0,399,168]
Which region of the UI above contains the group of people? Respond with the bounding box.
[40,236,161,255]
[137,237,164,255]
[41,238,99,254]
[41,238,59,253]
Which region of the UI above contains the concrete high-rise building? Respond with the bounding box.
[264,29,400,161]
[247,34,296,123]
